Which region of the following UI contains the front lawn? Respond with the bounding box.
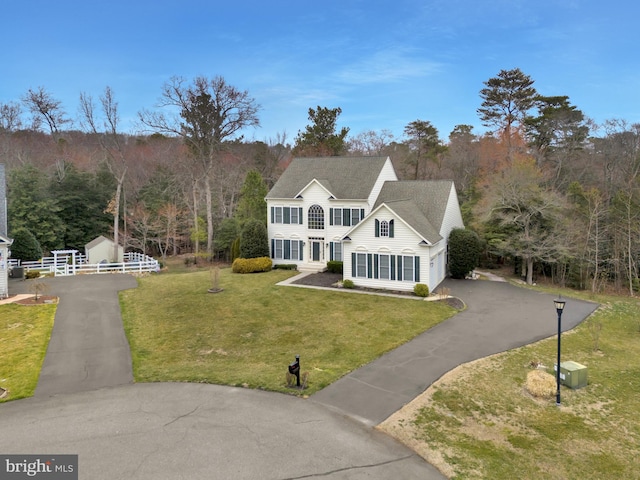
[0,303,56,402]
[120,268,456,394]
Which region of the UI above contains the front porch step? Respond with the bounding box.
[297,264,327,274]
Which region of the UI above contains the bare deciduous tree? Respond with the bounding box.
[139,76,260,255]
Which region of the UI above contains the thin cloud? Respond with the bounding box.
[336,48,442,85]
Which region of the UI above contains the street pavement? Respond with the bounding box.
[0,273,598,479]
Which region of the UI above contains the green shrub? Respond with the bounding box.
[326,261,343,274]
[448,228,481,279]
[25,270,41,279]
[342,279,354,289]
[232,256,272,274]
[273,264,297,270]
[413,283,430,297]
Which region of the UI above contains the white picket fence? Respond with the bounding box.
[9,252,160,277]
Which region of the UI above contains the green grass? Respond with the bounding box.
[0,303,56,402]
[120,266,457,394]
[390,291,640,480]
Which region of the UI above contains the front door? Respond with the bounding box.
[312,241,321,262]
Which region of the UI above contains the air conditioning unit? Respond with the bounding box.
[554,361,588,389]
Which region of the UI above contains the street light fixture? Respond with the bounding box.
[554,297,566,406]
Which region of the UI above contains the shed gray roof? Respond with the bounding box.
[266,156,389,200]
[85,235,113,250]
[374,180,454,244]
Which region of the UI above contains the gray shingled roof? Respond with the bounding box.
[266,156,389,200]
[374,180,454,244]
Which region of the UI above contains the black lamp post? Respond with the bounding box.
[554,297,566,406]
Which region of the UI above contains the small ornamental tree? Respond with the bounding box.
[448,228,481,279]
[239,218,269,259]
[9,227,43,261]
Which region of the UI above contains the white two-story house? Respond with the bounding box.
[266,156,464,293]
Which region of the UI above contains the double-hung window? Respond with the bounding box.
[378,254,390,279]
[331,242,342,261]
[402,255,415,281]
[351,208,361,226]
[356,253,367,277]
[274,207,283,223]
[333,209,342,226]
[274,239,284,259]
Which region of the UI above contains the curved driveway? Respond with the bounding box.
[0,274,598,480]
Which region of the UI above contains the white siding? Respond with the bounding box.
[0,243,8,299]
[367,157,398,206]
[440,184,465,239]
[86,239,123,263]
[343,206,434,292]
[267,182,369,268]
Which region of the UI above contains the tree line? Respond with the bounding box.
[1,68,639,294]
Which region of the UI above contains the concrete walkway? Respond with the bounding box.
[311,277,599,425]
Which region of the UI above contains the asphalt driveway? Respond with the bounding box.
[311,277,599,425]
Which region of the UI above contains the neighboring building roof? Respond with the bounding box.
[373,180,455,244]
[266,156,390,200]
[85,235,116,250]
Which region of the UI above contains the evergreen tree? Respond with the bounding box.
[49,163,113,249]
[448,228,481,278]
[9,227,42,261]
[235,169,267,225]
[8,165,64,253]
[239,218,269,259]
[293,106,349,156]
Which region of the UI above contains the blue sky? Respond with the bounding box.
[2,0,639,143]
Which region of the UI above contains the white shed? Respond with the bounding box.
[0,234,12,299]
[85,236,124,264]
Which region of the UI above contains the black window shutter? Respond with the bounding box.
[284,240,291,260]
[360,208,365,221]
[351,252,356,277]
[373,254,379,279]
[284,207,290,224]
[329,208,333,226]
[391,255,396,280]
[329,242,334,261]
[271,239,275,258]
[367,254,373,278]
[397,256,403,281]
[375,219,380,237]
[299,241,304,260]
[389,219,394,238]
[415,256,420,282]
[343,209,350,227]
[270,207,275,223]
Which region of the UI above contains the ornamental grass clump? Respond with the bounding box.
[525,369,556,398]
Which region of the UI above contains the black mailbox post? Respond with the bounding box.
[288,355,300,387]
